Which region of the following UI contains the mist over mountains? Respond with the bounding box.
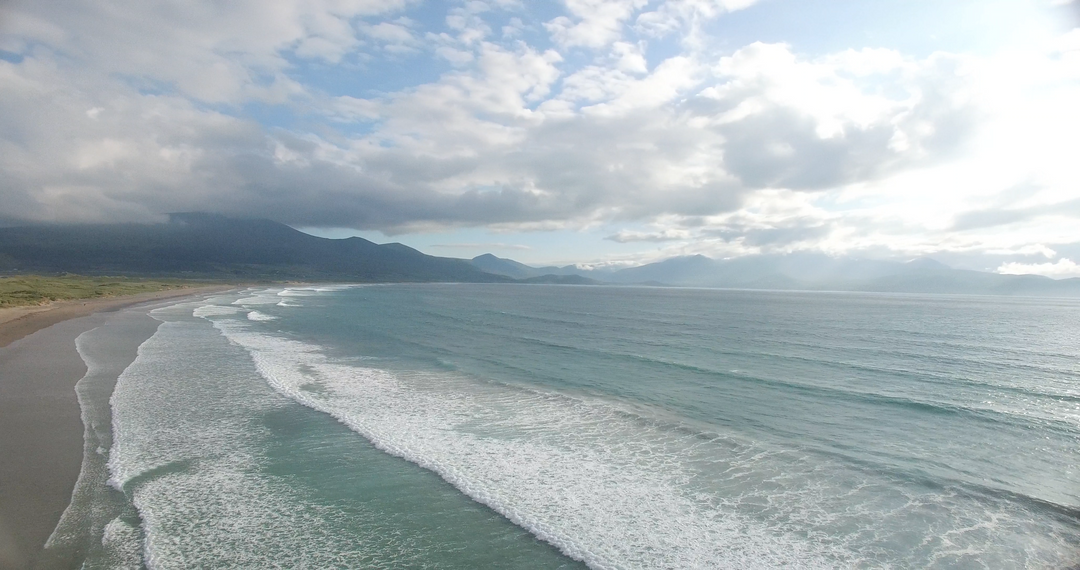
[2,214,1078,296]
[0,213,505,283]
[471,252,1080,297]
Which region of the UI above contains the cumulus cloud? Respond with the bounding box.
[544,0,649,49]
[0,0,1076,267]
[2,0,414,103]
[998,258,1080,279]
[636,0,760,39]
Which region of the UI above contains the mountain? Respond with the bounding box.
[604,255,717,285]
[519,274,601,285]
[600,252,1080,296]
[469,254,613,281]
[477,251,1080,297]
[470,254,551,279]
[8,215,1072,294]
[0,213,508,283]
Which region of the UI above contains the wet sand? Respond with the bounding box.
[0,287,231,569]
[0,288,231,349]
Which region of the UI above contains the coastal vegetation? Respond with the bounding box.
[0,274,199,308]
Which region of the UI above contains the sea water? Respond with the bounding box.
[61,285,1080,568]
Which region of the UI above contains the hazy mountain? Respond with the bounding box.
[519,274,601,285]
[6,215,1073,295]
[470,254,552,279]
[478,251,1080,296]
[614,253,1080,296]
[469,254,611,281]
[605,255,718,285]
[0,213,508,283]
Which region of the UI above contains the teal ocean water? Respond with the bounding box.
[57,285,1080,568]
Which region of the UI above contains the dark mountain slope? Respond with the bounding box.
[0,213,508,282]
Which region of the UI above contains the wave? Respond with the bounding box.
[188,290,1080,568]
[460,332,1080,433]
[106,306,385,568]
[231,288,284,306]
[246,310,277,321]
[204,314,847,569]
[45,322,154,569]
[192,305,242,318]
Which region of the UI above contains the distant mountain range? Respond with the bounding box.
[469,253,597,280]
[1,214,1077,296]
[471,252,1080,297]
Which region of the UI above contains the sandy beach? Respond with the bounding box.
[0,287,231,569]
[0,288,235,349]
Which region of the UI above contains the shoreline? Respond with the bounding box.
[0,286,234,349]
[0,286,233,569]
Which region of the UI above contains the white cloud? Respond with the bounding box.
[430,242,532,250]
[360,20,421,54]
[997,258,1080,279]
[545,0,649,49]
[0,0,1076,268]
[2,0,414,103]
[636,0,760,39]
[606,229,693,242]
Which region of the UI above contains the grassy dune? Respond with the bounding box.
[0,274,204,308]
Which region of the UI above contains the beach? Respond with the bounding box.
[83,285,1080,567]
[0,287,230,569]
[3,284,1079,568]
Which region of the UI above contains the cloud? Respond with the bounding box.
[0,30,1054,233]
[699,43,980,190]
[635,0,760,39]
[997,258,1080,279]
[951,197,1080,231]
[3,0,415,103]
[430,242,532,250]
[360,19,423,54]
[544,0,649,49]
[0,0,1076,267]
[606,229,692,242]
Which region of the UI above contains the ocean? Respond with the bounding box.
[50,284,1080,568]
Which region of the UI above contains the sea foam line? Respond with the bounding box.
[46,326,150,570]
[44,328,107,550]
[107,304,389,568]
[201,308,844,570]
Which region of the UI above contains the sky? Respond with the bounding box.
[1,0,1079,275]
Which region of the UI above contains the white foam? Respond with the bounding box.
[277,288,318,297]
[278,284,358,297]
[192,304,241,318]
[99,517,144,570]
[231,288,285,306]
[312,284,360,292]
[107,315,394,568]
[44,328,107,551]
[246,310,277,321]
[164,286,1080,569]
[207,317,846,569]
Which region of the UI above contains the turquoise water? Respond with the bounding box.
[59,285,1080,568]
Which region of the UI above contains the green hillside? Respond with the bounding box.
[0,275,199,308]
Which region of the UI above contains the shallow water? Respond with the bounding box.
[61,285,1080,568]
